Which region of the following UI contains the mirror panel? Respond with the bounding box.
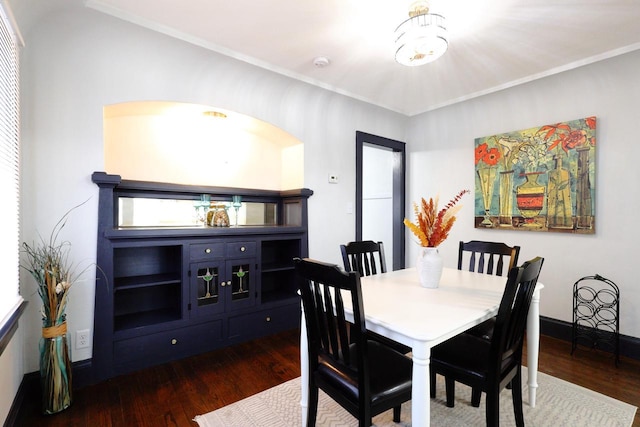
[117,197,278,228]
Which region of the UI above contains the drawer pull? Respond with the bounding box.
[240,246,246,252]
[171,339,178,345]
[265,316,271,322]
[205,248,211,254]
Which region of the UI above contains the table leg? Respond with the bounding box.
[526,287,541,407]
[300,309,309,425]
[411,345,431,427]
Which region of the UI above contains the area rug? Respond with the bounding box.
[193,367,636,427]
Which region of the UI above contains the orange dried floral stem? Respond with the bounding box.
[405,189,469,248]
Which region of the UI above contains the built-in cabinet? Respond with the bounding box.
[189,240,257,318]
[91,172,312,383]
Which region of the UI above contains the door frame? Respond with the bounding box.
[355,131,406,270]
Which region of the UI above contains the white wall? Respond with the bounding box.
[405,50,640,339]
[15,0,408,377]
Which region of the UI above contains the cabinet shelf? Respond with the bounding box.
[261,263,295,274]
[115,273,182,290]
[114,308,182,332]
[232,289,251,297]
[197,294,219,301]
[261,289,299,305]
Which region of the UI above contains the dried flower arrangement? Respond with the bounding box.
[21,201,91,414]
[404,190,469,248]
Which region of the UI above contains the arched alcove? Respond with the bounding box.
[104,101,303,190]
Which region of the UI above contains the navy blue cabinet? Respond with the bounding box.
[91,172,312,383]
[189,241,257,318]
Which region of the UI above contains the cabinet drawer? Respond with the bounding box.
[228,304,299,340]
[190,242,225,261]
[226,241,256,258]
[113,319,224,367]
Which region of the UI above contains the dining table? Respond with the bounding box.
[299,266,544,427]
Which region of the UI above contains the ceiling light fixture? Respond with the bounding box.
[394,1,448,66]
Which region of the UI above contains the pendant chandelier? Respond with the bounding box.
[394,1,448,66]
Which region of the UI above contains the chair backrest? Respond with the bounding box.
[294,257,370,388]
[341,240,387,277]
[458,240,520,276]
[489,257,544,380]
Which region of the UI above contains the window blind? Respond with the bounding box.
[0,2,23,328]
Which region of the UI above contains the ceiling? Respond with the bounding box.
[86,0,640,116]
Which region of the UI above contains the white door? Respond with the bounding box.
[362,144,394,270]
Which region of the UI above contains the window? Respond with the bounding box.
[0,2,24,336]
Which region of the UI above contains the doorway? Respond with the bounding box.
[355,131,406,270]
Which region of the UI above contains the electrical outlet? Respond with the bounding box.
[76,329,90,349]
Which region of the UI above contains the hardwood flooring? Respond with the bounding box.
[12,329,640,426]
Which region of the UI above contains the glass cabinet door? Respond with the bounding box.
[191,261,225,317]
[226,260,256,310]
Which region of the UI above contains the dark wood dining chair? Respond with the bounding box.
[340,240,411,354]
[294,258,413,427]
[430,257,544,427]
[341,240,387,277]
[458,240,520,276]
[458,240,521,342]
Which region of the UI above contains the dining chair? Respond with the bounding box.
[340,240,411,354]
[294,257,413,427]
[340,240,387,277]
[456,240,521,407]
[458,240,521,342]
[458,240,520,276]
[430,257,544,427]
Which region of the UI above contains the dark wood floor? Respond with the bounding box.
[13,329,640,426]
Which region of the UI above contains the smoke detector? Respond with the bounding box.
[313,56,330,68]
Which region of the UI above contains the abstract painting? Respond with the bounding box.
[474,117,596,233]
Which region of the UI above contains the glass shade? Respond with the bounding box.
[395,13,448,66]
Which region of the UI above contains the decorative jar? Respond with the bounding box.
[416,247,443,288]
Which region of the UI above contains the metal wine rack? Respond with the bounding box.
[571,274,620,366]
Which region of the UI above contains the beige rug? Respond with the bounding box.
[194,367,636,426]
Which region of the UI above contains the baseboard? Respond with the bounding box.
[72,359,94,388]
[3,359,93,426]
[540,316,640,361]
[3,371,34,427]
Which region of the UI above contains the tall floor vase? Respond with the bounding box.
[40,321,73,414]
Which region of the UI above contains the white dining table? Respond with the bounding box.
[299,267,544,427]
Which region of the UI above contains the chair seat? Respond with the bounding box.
[367,330,412,354]
[317,340,413,407]
[432,333,490,382]
[465,317,496,340]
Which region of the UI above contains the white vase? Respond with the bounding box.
[416,247,443,288]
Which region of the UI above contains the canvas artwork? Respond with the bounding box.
[474,116,596,233]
